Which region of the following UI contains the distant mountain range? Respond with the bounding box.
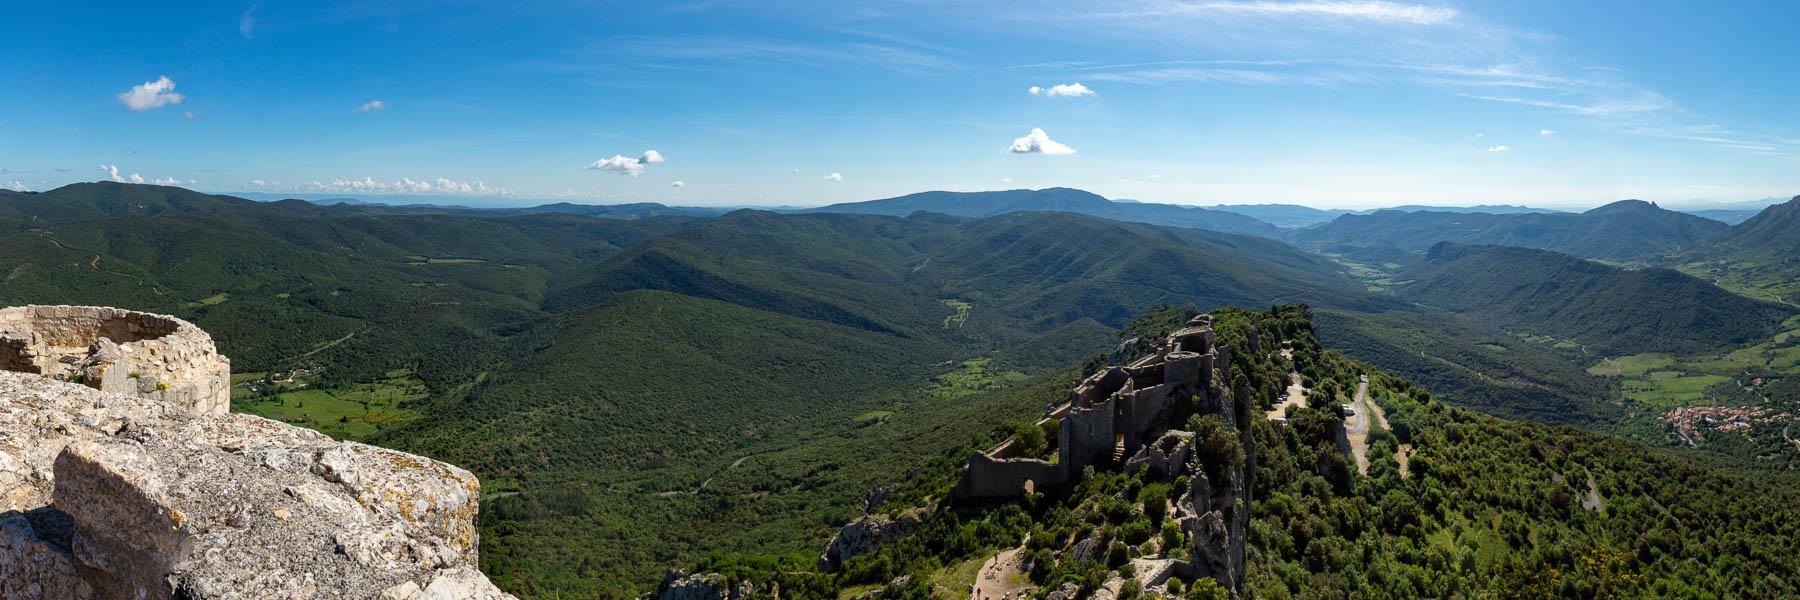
[1291,199,1727,260]
[1201,203,1562,228]
[804,187,1282,236]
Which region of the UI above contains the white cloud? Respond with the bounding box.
[1008,128,1077,155]
[183,110,196,120]
[1540,129,1556,136]
[793,168,801,174]
[669,181,685,188]
[1001,177,1013,183]
[153,177,180,185]
[188,179,196,184]
[355,100,386,112]
[824,173,843,182]
[288,177,513,196]
[239,6,256,38]
[100,164,124,182]
[1028,82,1095,97]
[1487,145,1509,152]
[117,76,185,111]
[4,180,27,192]
[585,150,665,177]
[129,173,145,183]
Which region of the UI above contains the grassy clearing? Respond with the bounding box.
[940,299,972,329]
[854,410,896,426]
[1587,354,1673,377]
[186,292,230,307]
[1317,254,1411,292]
[233,370,426,440]
[929,553,989,598]
[1620,374,1730,407]
[927,358,1030,400]
[1477,343,1506,352]
[403,255,489,265]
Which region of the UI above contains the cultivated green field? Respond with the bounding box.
[232,369,426,440]
[1619,374,1731,407]
[1587,353,1674,377]
[926,357,1030,400]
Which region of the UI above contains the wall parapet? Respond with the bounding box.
[0,305,231,416]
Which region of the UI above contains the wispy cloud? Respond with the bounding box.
[1009,128,1077,155]
[239,6,257,38]
[117,76,185,111]
[1084,66,1365,88]
[564,34,957,76]
[4,180,27,192]
[585,150,665,177]
[669,180,685,188]
[824,172,843,181]
[1487,145,1509,152]
[1029,82,1095,97]
[1619,124,1799,157]
[1123,1,1461,24]
[285,177,513,196]
[1100,1,1458,25]
[355,100,386,112]
[1456,92,1672,117]
[1540,129,1555,136]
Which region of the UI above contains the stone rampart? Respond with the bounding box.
[0,306,230,416]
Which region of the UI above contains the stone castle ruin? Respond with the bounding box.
[0,306,231,416]
[0,306,515,600]
[949,314,1258,593]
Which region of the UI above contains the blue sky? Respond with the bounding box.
[3,1,1796,209]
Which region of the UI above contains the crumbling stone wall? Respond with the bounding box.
[949,313,1260,596]
[952,453,1064,501]
[0,306,230,416]
[953,314,1239,503]
[0,360,513,598]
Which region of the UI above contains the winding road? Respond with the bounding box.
[1344,375,1392,476]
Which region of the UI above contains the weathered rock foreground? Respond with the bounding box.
[0,370,516,599]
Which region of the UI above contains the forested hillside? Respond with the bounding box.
[1670,196,1800,302]
[1294,200,1725,260]
[1396,243,1795,355]
[9,183,1800,597]
[665,304,1800,600]
[0,183,1388,595]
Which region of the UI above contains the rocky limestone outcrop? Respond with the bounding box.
[0,369,516,600]
[652,570,760,600]
[816,512,926,572]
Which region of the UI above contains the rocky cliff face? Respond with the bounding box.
[0,370,516,600]
[816,512,926,573]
